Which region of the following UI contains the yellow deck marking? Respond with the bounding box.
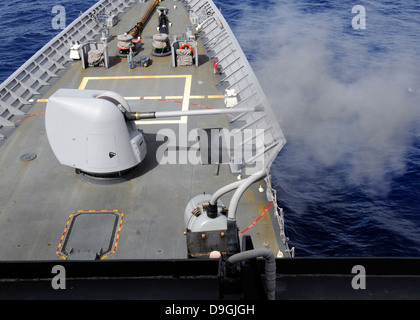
[165,96,183,100]
[35,95,223,103]
[78,76,89,90]
[125,97,142,100]
[142,96,163,100]
[78,75,192,125]
[78,74,191,90]
[36,76,224,105]
[35,76,222,123]
[135,75,192,125]
[36,95,225,102]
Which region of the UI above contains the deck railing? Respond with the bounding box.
[0,0,137,141]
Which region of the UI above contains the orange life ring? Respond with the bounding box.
[179,42,195,55]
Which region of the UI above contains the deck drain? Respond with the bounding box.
[20,153,37,162]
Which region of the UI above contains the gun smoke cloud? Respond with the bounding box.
[232,1,420,196]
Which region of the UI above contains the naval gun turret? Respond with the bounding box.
[45,89,262,184]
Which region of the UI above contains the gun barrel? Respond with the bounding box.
[124,106,263,121]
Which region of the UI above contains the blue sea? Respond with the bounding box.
[1,0,419,257]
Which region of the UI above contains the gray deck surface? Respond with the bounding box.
[0,2,284,261]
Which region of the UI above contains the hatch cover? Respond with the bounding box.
[57,210,124,260]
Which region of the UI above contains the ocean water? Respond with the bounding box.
[1,0,419,257]
[0,0,96,81]
[213,0,420,257]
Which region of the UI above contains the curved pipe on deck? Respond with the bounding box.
[209,180,243,205]
[227,248,276,300]
[227,170,267,221]
[223,171,267,257]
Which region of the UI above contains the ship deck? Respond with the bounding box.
[0,1,286,261]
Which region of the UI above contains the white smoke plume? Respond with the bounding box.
[231,1,420,196]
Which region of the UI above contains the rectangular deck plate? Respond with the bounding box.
[57,210,124,260]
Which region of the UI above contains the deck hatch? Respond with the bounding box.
[57,210,124,260]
